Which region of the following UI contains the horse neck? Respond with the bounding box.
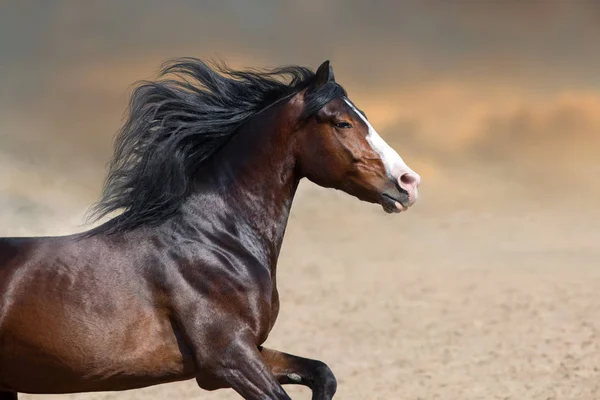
[183,100,300,267]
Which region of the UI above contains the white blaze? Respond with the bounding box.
[344,98,413,179]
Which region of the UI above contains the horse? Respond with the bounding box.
[0,58,420,399]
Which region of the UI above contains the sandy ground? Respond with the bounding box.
[1,163,594,400]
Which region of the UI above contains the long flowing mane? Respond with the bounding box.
[89,58,347,234]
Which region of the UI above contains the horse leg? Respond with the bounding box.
[0,392,17,400]
[260,347,337,400]
[195,339,291,400]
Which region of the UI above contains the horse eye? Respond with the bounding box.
[334,122,352,129]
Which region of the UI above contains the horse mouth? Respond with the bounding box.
[381,193,409,214]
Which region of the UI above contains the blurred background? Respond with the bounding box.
[2,1,599,399]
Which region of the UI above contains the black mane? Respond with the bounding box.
[89,58,347,234]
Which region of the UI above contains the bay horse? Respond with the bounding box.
[0,59,420,399]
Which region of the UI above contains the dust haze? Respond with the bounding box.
[1,2,600,399]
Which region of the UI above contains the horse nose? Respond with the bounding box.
[399,171,420,190]
[397,171,421,204]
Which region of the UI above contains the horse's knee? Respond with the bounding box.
[313,361,337,397]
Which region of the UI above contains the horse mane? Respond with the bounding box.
[88,57,347,234]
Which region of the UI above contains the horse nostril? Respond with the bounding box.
[399,172,420,189]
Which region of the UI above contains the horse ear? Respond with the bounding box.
[313,60,335,88]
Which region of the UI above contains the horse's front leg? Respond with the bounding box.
[200,339,292,400]
[174,313,291,399]
[260,347,337,400]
